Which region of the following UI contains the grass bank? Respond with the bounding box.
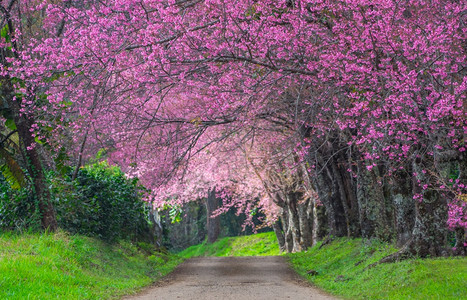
[288,238,467,299]
[178,231,280,258]
[0,230,182,299]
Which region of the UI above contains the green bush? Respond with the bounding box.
[53,162,151,242]
[0,178,41,231]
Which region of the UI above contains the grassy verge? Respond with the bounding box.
[288,238,467,299]
[178,231,280,258]
[0,230,182,299]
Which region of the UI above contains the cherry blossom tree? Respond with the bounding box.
[2,0,465,255]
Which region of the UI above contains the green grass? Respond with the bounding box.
[0,230,182,299]
[177,231,280,258]
[14,230,457,300]
[288,238,467,299]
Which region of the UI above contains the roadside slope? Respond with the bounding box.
[288,238,467,299]
[0,231,181,299]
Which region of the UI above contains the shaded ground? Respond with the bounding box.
[125,256,336,300]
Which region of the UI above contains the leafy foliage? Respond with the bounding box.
[0,176,41,231]
[1,162,153,242]
[0,148,26,190]
[53,162,151,242]
[0,119,25,190]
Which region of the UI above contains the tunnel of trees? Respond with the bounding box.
[0,0,465,259]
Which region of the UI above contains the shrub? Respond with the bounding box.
[0,177,41,231]
[53,162,151,242]
[1,162,152,242]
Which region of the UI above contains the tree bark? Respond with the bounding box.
[71,131,88,181]
[312,161,348,237]
[1,80,57,231]
[408,159,448,257]
[272,220,286,252]
[356,162,392,240]
[389,170,415,247]
[453,154,467,255]
[298,162,320,246]
[148,204,163,247]
[285,193,302,252]
[205,188,220,243]
[337,154,360,237]
[279,208,293,252]
[297,198,313,250]
[310,196,320,245]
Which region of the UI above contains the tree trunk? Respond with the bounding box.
[409,160,448,257]
[148,205,163,247]
[390,170,415,247]
[310,196,320,245]
[409,190,448,257]
[1,11,57,231]
[356,162,391,240]
[454,228,466,256]
[1,80,57,231]
[312,161,348,237]
[337,155,360,237]
[286,194,302,252]
[272,220,286,252]
[452,153,467,255]
[299,163,320,246]
[330,157,355,237]
[205,188,220,243]
[298,198,313,250]
[280,208,293,252]
[371,158,451,265]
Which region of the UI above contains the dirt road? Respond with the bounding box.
[125,256,336,300]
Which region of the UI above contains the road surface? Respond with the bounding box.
[125,256,336,300]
